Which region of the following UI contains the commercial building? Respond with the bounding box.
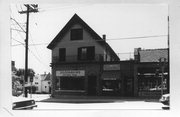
[47,14,169,98]
[134,48,169,97]
[47,14,135,97]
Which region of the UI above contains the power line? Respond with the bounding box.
[105,35,167,41]
[11,28,25,33]
[11,34,167,47]
[11,43,48,47]
[10,17,26,33]
[28,48,50,69]
[10,25,25,42]
[29,31,47,66]
[11,37,50,69]
[12,37,24,45]
[38,4,93,12]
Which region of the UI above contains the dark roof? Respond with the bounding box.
[139,48,168,62]
[47,14,119,60]
[43,73,51,81]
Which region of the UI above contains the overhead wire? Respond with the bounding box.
[11,34,167,47]
[28,48,50,69]
[38,4,94,12]
[29,31,48,67]
[10,4,168,67]
[12,37,24,45]
[11,37,50,69]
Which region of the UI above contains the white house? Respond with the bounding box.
[33,73,51,94]
[41,73,51,93]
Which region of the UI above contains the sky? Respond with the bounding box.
[10,3,168,74]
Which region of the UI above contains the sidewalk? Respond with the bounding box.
[38,95,160,103]
[18,94,51,101]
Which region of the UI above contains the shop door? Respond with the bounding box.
[124,78,133,96]
[88,76,97,95]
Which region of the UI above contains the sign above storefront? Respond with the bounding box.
[103,64,120,71]
[56,70,85,77]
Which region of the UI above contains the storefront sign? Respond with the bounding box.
[103,64,120,70]
[56,70,85,77]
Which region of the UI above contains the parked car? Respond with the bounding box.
[12,96,37,110]
[159,93,170,105]
[159,94,170,109]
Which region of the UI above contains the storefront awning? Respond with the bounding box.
[101,72,120,80]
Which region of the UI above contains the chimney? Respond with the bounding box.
[11,61,15,67]
[102,34,106,41]
[134,48,141,62]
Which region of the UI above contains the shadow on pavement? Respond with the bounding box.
[38,96,160,104]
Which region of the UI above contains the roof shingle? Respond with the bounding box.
[139,48,168,62]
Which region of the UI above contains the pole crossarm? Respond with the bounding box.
[19,4,38,14]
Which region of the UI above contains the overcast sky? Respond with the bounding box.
[10,3,168,74]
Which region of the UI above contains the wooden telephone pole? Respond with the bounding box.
[19,4,38,97]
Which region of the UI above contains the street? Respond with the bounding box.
[26,94,166,110]
[35,101,164,110]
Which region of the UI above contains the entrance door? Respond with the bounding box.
[124,78,133,96]
[88,76,97,95]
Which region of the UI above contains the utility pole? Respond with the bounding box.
[159,57,166,96]
[167,5,170,94]
[19,4,38,97]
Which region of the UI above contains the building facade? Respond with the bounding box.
[47,14,127,97]
[134,48,169,97]
[47,14,168,98]
[33,73,51,94]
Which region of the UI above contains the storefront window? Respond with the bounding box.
[102,80,119,92]
[138,77,167,91]
[59,77,85,90]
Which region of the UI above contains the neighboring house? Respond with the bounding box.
[33,73,51,94]
[41,73,51,94]
[33,74,42,93]
[47,14,120,97]
[134,48,169,97]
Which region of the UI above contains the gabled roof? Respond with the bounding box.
[43,73,51,81]
[139,48,168,62]
[47,14,119,60]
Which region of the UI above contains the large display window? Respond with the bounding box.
[138,76,167,91]
[102,79,120,92]
[55,77,85,90]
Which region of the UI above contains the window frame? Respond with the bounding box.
[59,48,66,62]
[70,28,83,41]
[78,46,95,61]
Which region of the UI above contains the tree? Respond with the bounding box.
[16,68,35,77]
[12,68,35,96]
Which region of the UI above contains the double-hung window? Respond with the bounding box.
[59,48,66,61]
[70,28,83,41]
[78,46,95,61]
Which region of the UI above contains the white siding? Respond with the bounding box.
[52,24,105,58]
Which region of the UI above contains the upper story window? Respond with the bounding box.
[59,48,66,61]
[70,28,83,41]
[78,46,95,61]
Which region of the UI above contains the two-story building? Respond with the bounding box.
[47,14,120,97]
